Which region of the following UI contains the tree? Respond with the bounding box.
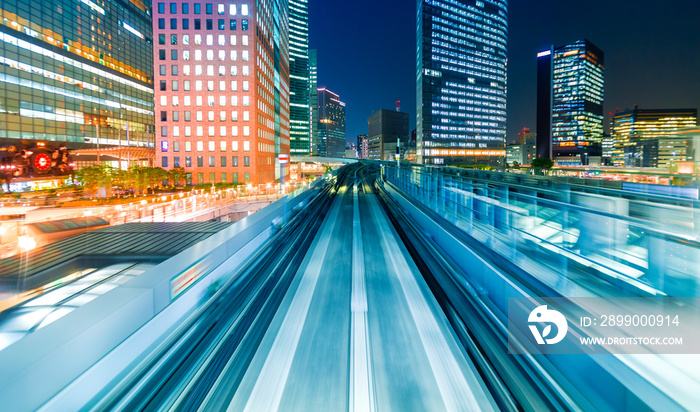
[168,167,186,187]
[74,165,113,198]
[531,157,554,169]
[144,167,168,193]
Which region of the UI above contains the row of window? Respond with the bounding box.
[157,64,249,76]
[157,3,249,16]
[160,123,251,137]
[159,80,249,92]
[158,34,249,46]
[160,110,249,122]
[158,95,250,107]
[157,18,248,31]
[162,155,250,168]
[158,49,250,62]
[163,140,250,152]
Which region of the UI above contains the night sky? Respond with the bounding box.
[308,0,700,144]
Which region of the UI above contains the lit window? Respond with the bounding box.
[242,35,248,46]
[195,65,203,75]
[243,141,250,151]
[217,4,224,14]
[242,65,249,76]
[243,126,250,137]
[220,127,226,137]
[242,96,250,106]
[219,81,226,91]
[242,4,249,15]
[219,96,226,106]
[232,126,239,136]
[184,96,191,106]
[196,80,203,91]
[231,50,238,61]
[230,35,237,45]
[206,35,213,46]
[219,50,225,61]
[242,81,249,91]
[207,50,214,61]
[197,141,204,151]
[207,65,214,76]
[209,141,215,151]
[243,111,250,121]
[183,65,191,75]
[160,96,167,106]
[230,4,237,15]
[242,50,248,61]
[194,34,202,45]
[231,81,238,91]
[218,35,225,45]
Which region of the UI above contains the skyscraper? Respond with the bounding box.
[316,88,345,158]
[417,0,508,166]
[288,0,310,156]
[308,49,318,155]
[0,0,154,150]
[537,39,604,162]
[367,109,410,161]
[155,1,290,185]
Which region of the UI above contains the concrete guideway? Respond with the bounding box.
[229,164,495,411]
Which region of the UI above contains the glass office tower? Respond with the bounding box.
[0,0,154,149]
[308,48,318,155]
[551,39,604,145]
[537,39,604,164]
[288,0,309,156]
[316,87,344,158]
[417,0,508,166]
[154,0,290,185]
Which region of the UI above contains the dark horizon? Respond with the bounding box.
[309,0,700,144]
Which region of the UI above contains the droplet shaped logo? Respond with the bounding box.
[528,305,568,345]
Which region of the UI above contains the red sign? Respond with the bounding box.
[34,153,51,171]
[278,154,290,164]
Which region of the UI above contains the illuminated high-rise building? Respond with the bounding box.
[0,0,154,150]
[308,48,318,155]
[612,107,697,166]
[537,39,604,162]
[288,0,310,155]
[417,0,508,166]
[316,87,344,158]
[155,1,290,185]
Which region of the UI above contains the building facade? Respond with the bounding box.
[154,0,290,185]
[316,87,344,158]
[356,134,368,159]
[288,0,309,156]
[537,39,604,163]
[367,109,409,161]
[0,0,154,150]
[611,108,697,166]
[416,0,508,166]
[308,48,318,155]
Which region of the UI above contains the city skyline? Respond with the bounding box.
[309,0,700,143]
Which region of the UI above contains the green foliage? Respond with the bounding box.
[531,157,554,169]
